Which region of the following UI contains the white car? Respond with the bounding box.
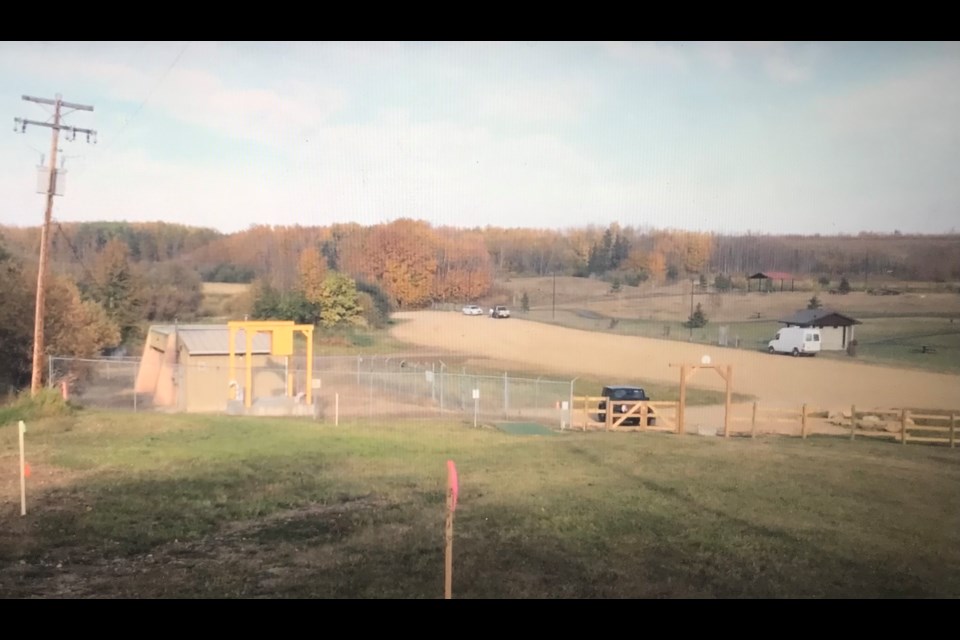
[462,305,484,316]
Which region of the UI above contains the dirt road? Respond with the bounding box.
[391,311,960,412]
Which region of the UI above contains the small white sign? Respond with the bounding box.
[561,401,569,410]
[472,389,480,400]
[425,371,434,382]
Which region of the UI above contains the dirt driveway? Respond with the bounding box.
[391,311,960,413]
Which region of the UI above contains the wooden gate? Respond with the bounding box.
[574,397,679,433]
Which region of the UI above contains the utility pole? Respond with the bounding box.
[15,94,96,396]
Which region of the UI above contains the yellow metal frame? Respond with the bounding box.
[227,320,314,409]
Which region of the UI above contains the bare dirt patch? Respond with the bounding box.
[390,311,960,414]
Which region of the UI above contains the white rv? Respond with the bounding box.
[768,326,821,357]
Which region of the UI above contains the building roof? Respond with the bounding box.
[149,325,272,355]
[748,271,795,280]
[778,309,861,327]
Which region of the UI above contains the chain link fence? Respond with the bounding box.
[48,354,575,427]
[49,356,144,411]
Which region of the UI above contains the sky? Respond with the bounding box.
[0,41,958,235]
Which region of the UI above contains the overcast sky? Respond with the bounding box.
[1,41,958,235]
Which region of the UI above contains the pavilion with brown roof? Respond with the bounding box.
[747,271,795,292]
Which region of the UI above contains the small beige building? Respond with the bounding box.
[777,309,862,351]
[135,324,289,413]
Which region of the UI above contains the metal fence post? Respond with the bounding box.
[48,357,53,389]
[569,377,578,431]
[503,372,509,418]
[439,362,445,414]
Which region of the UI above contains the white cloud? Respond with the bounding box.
[763,54,812,84]
[2,43,348,149]
[698,42,737,71]
[477,79,597,125]
[601,42,688,70]
[818,58,960,145]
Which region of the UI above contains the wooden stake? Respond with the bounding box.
[444,460,457,600]
[801,403,808,440]
[444,486,454,599]
[850,405,857,441]
[678,365,687,435]
[723,365,732,438]
[901,408,908,445]
[950,413,955,449]
[751,401,757,439]
[19,421,27,516]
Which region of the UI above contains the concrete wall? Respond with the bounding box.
[179,352,286,413]
[820,326,855,351]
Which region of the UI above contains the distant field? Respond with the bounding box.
[2,412,958,597]
[201,282,251,296]
[501,277,960,322]
[496,277,960,374]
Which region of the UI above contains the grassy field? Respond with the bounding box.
[505,280,960,374]
[2,410,958,598]
[458,361,752,406]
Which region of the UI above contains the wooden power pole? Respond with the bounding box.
[14,94,96,395]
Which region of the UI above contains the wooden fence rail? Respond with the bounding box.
[573,397,679,434]
[571,396,956,449]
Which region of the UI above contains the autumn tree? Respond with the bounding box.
[250,280,318,325]
[141,262,203,321]
[45,274,121,359]
[345,219,438,308]
[298,246,328,303]
[0,240,34,388]
[85,238,144,343]
[356,280,392,328]
[0,237,120,389]
[433,229,493,301]
[314,273,362,328]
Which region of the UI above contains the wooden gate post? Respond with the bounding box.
[678,365,687,435]
[723,365,732,438]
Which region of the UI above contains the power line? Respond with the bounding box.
[100,41,191,154]
[53,220,97,284]
[13,93,96,396]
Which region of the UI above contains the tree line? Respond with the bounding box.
[2,219,958,389]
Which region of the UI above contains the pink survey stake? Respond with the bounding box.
[447,460,458,512]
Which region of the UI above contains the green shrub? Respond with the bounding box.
[0,387,75,425]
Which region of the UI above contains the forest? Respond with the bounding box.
[1,218,958,390]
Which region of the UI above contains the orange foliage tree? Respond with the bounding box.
[345,219,439,308]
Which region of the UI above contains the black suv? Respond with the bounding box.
[597,385,656,426]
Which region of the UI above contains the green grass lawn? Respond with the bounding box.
[520,308,960,374]
[2,410,958,598]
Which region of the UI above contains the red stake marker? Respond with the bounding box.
[445,460,458,599]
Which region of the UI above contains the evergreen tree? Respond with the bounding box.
[685,302,708,328]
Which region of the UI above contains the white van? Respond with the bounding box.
[768,326,821,357]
